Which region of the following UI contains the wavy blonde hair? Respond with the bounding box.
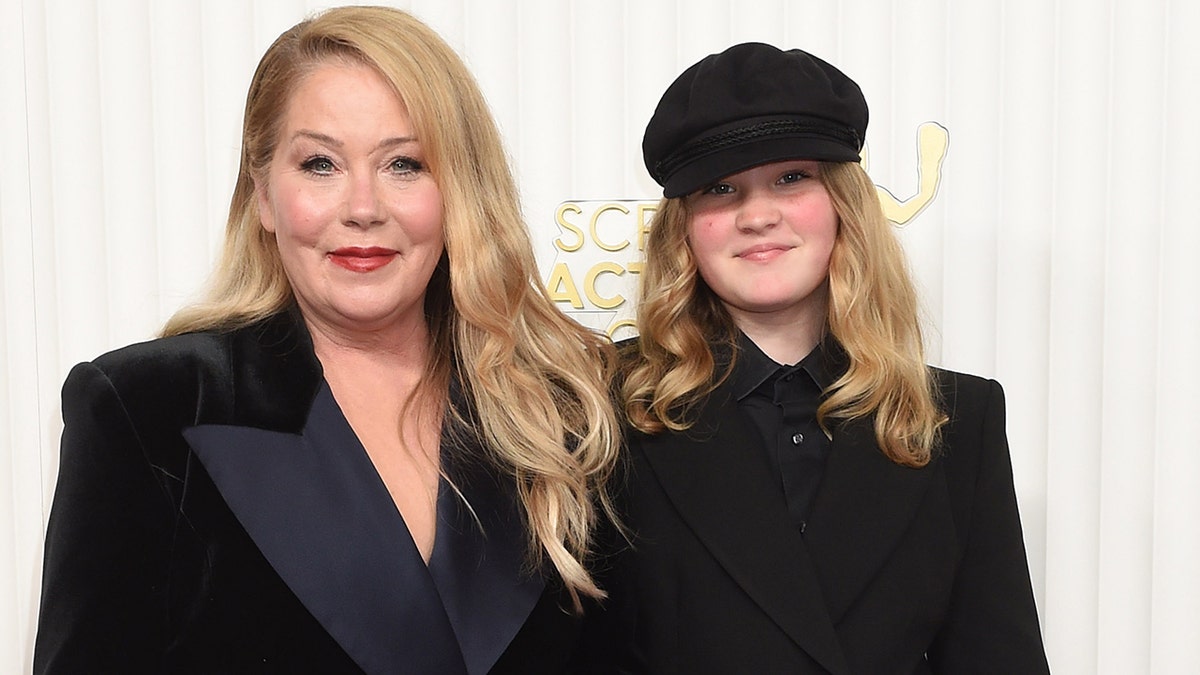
[162,6,620,607]
[623,161,945,467]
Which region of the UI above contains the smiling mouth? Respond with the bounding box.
[329,247,398,272]
[737,245,791,261]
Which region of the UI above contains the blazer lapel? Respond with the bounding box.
[428,445,545,675]
[802,417,938,622]
[184,383,468,675]
[637,386,851,675]
[226,307,325,433]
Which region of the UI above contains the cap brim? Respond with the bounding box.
[662,136,861,198]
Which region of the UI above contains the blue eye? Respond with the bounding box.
[779,171,810,184]
[301,156,336,175]
[390,156,425,174]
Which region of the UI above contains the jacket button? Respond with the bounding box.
[791,432,804,445]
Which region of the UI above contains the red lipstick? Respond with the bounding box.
[329,246,397,272]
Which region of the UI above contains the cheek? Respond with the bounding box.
[793,202,839,252]
[271,189,330,244]
[686,224,729,292]
[686,218,724,261]
[385,182,444,243]
[414,200,445,243]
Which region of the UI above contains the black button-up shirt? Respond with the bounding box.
[731,332,837,533]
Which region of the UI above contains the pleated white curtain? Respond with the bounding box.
[2,1,1197,672]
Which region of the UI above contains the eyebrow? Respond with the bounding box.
[290,129,419,152]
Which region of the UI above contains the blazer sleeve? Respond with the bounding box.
[34,362,175,673]
[926,378,1051,673]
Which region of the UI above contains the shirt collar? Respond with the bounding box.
[731,331,842,401]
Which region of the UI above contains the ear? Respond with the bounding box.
[255,177,276,234]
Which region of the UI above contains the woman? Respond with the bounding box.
[605,43,1051,673]
[34,7,619,674]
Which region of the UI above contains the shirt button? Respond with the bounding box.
[791,432,804,445]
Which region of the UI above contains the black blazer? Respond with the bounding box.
[34,310,586,674]
[590,368,1050,674]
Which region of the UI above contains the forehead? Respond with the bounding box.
[279,60,411,131]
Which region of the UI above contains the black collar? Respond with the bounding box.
[731,331,841,401]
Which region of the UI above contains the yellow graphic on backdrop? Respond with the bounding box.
[871,122,949,225]
[549,123,949,337]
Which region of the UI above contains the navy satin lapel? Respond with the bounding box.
[428,450,545,675]
[183,383,468,675]
[637,389,851,675]
[802,418,937,621]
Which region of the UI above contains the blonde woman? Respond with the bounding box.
[602,43,1051,674]
[34,7,618,674]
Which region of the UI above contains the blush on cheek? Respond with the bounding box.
[687,219,718,249]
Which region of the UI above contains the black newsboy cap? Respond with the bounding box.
[643,42,868,198]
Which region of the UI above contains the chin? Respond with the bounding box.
[312,302,415,333]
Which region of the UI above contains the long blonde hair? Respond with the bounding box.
[163,6,620,607]
[623,161,945,467]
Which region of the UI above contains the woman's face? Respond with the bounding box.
[686,159,838,331]
[256,61,444,338]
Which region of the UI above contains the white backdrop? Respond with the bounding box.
[3,1,1199,673]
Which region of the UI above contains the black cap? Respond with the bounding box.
[643,42,868,198]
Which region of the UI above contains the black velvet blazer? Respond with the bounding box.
[585,367,1051,674]
[34,310,586,674]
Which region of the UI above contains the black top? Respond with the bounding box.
[596,342,1052,672]
[34,310,585,674]
[731,333,836,532]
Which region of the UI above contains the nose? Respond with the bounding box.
[733,188,780,233]
[344,171,386,227]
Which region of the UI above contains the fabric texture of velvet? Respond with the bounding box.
[34,310,588,674]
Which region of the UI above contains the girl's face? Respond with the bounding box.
[687,160,838,332]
